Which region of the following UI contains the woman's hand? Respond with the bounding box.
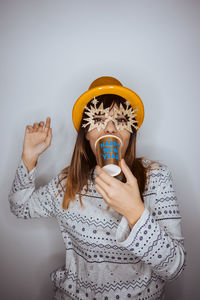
[94,158,145,228]
[21,117,52,171]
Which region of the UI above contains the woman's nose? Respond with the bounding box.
[104,119,117,133]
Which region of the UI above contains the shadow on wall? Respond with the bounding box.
[165,276,184,300]
[37,252,64,300]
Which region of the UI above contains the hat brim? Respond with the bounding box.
[72,85,144,131]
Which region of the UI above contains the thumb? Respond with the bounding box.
[120,159,136,184]
[45,128,52,145]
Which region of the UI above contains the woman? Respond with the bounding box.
[8,76,186,300]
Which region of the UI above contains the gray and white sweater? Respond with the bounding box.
[8,158,186,300]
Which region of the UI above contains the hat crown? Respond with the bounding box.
[89,76,123,90]
[72,76,144,131]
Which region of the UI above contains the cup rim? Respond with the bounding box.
[94,134,122,149]
[102,164,121,176]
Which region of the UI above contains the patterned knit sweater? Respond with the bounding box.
[8,157,186,300]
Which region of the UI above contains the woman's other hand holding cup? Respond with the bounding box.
[94,158,145,228]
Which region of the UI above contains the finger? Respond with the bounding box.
[95,166,118,186]
[33,122,39,132]
[26,125,33,133]
[120,159,136,184]
[95,175,111,194]
[94,183,111,204]
[44,117,51,133]
[38,121,44,132]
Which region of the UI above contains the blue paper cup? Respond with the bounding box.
[95,135,122,176]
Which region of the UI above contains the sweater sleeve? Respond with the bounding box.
[8,157,62,219]
[115,164,186,281]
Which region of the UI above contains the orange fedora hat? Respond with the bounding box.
[72,76,144,131]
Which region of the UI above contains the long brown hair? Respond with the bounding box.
[56,94,159,210]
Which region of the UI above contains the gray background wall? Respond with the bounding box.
[0,0,199,299]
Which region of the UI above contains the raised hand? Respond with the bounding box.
[21,117,52,172]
